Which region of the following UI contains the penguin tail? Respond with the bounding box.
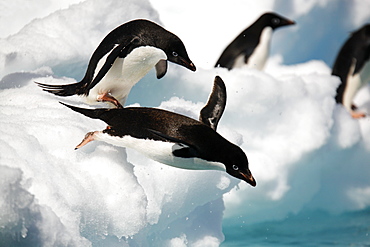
[60,102,105,118]
[35,80,86,96]
[59,102,115,124]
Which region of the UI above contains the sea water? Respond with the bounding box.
[221,208,370,246]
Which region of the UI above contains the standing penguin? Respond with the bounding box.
[215,12,295,70]
[60,76,256,187]
[332,24,370,118]
[36,19,196,108]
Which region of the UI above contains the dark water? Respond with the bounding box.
[221,208,370,246]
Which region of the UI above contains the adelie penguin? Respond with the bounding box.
[215,12,295,70]
[36,19,196,108]
[332,24,370,119]
[61,76,256,186]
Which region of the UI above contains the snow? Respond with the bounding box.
[1,0,370,246]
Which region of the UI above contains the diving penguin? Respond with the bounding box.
[332,24,370,118]
[61,76,256,186]
[36,19,196,108]
[215,12,295,70]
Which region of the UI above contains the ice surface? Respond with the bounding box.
[1,0,370,246]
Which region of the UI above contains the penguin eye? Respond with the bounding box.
[272,18,280,25]
[172,51,178,57]
[232,165,239,171]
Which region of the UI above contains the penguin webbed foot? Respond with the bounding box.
[351,111,367,119]
[97,93,123,109]
[75,131,97,150]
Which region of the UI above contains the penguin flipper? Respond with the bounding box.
[147,129,199,158]
[155,60,168,79]
[243,47,255,64]
[85,39,137,92]
[215,36,257,69]
[199,76,226,131]
[215,53,234,70]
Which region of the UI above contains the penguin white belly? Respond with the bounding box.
[342,60,361,111]
[233,27,272,70]
[86,46,167,105]
[94,132,226,171]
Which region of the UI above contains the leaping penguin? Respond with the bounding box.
[332,24,370,118]
[36,19,196,108]
[61,76,256,186]
[215,12,295,70]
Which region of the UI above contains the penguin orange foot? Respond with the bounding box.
[351,111,366,119]
[75,131,98,150]
[97,93,123,108]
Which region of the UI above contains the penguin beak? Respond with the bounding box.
[240,170,256,187]
[284,19,296,26]
[179,57,196,71]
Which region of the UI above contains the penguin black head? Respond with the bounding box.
[224,145,256,187]
[132,19,196,77]
[259,12,295,30]
[158,33,196,72]
[125,19,196,73]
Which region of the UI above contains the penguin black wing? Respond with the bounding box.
[84,38,140,93]
[155,59,168,79]
[199,76,227,131]
[215,37,258,69]
[148,129,200,158]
